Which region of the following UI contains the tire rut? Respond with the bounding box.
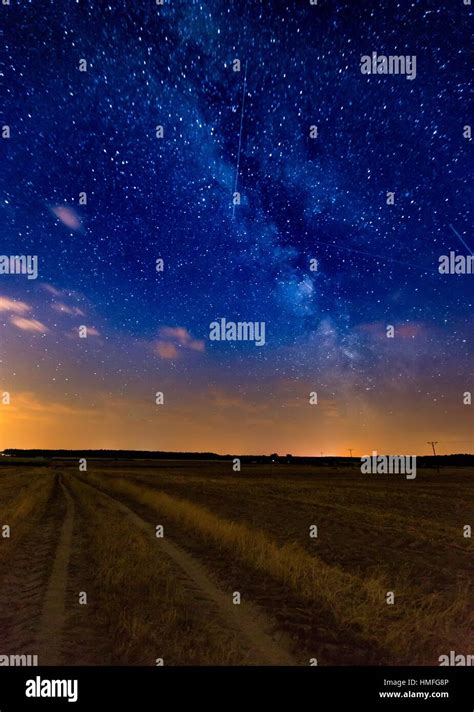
[77,476,296,666]
[0,475,63,659]
[35,476,75,665]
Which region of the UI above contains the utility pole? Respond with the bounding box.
[348,448,355,469]
[427,441,440,473]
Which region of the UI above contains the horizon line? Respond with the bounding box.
[1,448,473,458]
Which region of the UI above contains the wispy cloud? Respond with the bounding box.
[85,326,100,337]
[42,284,63,296]
[52,302,85,317]
[0,391,99,423]
[50,205,83,232]
[10,316,49,333]
[154,326,205,359]
[358,321,427,340]
[155,341,179,359]
[0,296,31,314]
[67,326,100,337]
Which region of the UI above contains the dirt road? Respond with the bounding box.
[0,470,295,665]
[75,476,295,665]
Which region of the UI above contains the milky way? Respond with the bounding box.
[0,0,472,455]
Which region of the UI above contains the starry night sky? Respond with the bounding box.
[0,0,472,455]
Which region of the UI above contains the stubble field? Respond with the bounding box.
[0,460,472,666]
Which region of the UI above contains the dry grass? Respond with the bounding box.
[88,473,472,664]
[68,476,248,665]
[0,470,54,563]
[1,462,470,665]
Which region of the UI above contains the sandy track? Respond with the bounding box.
[36,476,75,665]
[77,476,295,665]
